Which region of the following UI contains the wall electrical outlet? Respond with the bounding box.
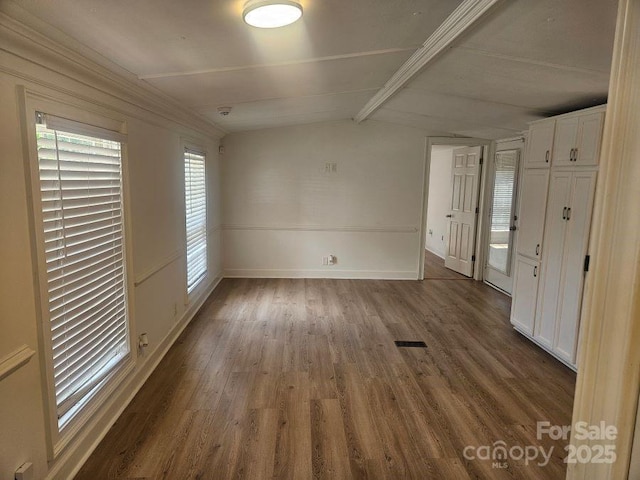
[322,255,337,265]
[324,162,337,173]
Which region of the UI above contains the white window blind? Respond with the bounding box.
[184,150,207,292]
[35,112,130,429]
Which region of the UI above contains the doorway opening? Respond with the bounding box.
[419,138,492,281]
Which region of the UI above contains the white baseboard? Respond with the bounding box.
[223,268,417,280]
[47,274,223,480]
[425,247,445,259]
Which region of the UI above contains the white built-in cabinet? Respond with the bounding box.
[510,105,604,369]
[516,169,549,260]
[525,120,555,168]
[511,256,540,335]
[552,112,604,167]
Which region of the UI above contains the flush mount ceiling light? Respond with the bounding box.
[243,0,303,29]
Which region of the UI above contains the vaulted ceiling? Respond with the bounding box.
[4,0,618,138]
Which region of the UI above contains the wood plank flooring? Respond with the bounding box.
[424,249,470,280]
[75,268,575,479]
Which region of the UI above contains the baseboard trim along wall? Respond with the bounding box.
[425,247,445,260]
[47,273,223,480]
[223,269,417,280]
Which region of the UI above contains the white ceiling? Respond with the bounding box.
[5,0,618,137]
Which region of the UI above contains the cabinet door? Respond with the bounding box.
[510,256,540,335]
[516,169,550,259]
[553,116,580,167]
[534,171,571,348]
[575,112,604,166]
[554,171,597,365]
[526,120,555,168]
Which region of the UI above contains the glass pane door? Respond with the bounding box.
[488,149,519,275]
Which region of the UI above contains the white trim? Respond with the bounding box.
[139,48,415,80]
[425,247,446,260]
[134,251,184,287]
[0,345,36,381]
[221,224,418,233]
[223,269,416,280]
[568,1,640,478]
[495,135,526,144]
[46,273,223,480]
[0,10,225,138]
[19,86,137,459]
[354,0,501,122]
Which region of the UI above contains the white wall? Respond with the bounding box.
[0,17,222,480]
[221,120,429,279]
[425,145,454,258]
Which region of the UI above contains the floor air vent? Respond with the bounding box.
[394,340,427,348]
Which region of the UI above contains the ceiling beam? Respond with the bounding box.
[354,0,503,123]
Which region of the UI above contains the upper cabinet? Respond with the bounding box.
[526,106,605,169]
[553,111,604,167]
[525,120,555,168]
[575,112,605,166]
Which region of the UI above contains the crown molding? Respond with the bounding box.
[354,0,502,123]
[0,8,227,138]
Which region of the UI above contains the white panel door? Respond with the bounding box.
[510,255,540,335]
[553,117,580,167]
[526,120,555,168]
[554,171,597,364]
[516,169,550,260]
[534,171,571,348]
[445,146,482,277]
[575,112,604,167]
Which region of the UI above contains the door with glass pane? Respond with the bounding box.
[484,145,521,294]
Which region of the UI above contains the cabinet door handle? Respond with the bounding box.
[535,244,540,256]
[573,148,578,161]
[445,214,453,218]
[562,207,567,220]
[545,150,550,163]
[533,266,538,277]
[566,207,571,220]
[569,148,573,161]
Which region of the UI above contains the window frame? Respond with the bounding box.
[19,88,136,459]
[183,144,209,297]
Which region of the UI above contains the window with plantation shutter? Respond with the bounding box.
[184,149,207,293]
[34,112,130,429]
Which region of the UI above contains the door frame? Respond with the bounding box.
[419,136,494,280]
[483,136,525,294]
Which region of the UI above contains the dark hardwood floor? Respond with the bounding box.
[75,263,576,479]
